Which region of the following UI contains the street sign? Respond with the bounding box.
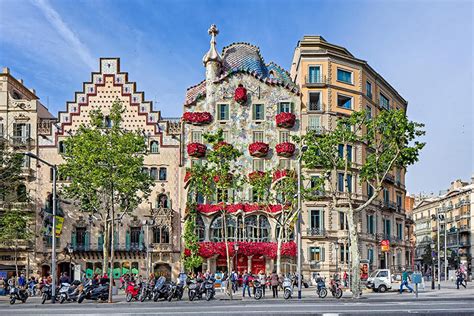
[381,240,390,252]
[412,273,422,284]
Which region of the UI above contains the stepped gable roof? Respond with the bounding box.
[184,42,299,106]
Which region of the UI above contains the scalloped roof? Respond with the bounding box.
[185,42,299,106]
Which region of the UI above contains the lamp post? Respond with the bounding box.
[296,144,308,300]
[431,242,435,290]
[232,242,239,300]
[142,219,155,278]
[334,243,339,278]
[25,152,57,303]
[67,243,73,281]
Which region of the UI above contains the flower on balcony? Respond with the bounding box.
[213,173,233,185]
[192,241,297,259]
[249,142,269,157]
[272,169,295,182]
[234,84,247,105]
[187,142,207,157]
[275,112,296,128]
[275,142,296,158]
[248,171,266,184]
[182,112,213,125]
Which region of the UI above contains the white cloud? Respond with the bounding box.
[30,0,95,70]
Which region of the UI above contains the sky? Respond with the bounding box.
[0,0,472,194]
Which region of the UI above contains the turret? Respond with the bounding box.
[203,24,222,107]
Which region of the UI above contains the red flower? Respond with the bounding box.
[193,241,297,259]
[184,171,192,183]
[213,173,233,185]
[276,112,296,128]
[196,203,285,214]
[275,142,296,157]
[187,142,207,157]
[249,142,269,157]
[272,169,295,182]
[234,84,247,105]
[184,249,191,257]
[183,112,213,125]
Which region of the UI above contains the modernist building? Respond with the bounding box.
[32,59,183,280]
[181,25,301,274]
[413,178,473,274]
[0,68,55,278]
[290,36,414,279]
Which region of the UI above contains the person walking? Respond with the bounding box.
[270,270,279,298]
[230,270,237,293]
[456,269,466,289]
[242,270,251,298]
[343,271,348,288]
[257,270,266,297]
[399,268,413,294]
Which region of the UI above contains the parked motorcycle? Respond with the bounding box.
[41,284,57,304]
[282,276,293,300]
[125,281,141,302]
[152,276,171,302]
[167,279,185,301]
[9,286,28,304]
[58,280,81,303]
[188,277,215,301]
[139,281,154,302]
[329,277,343,299]
[253,279,263,300]
[316,277,328,298]
[77,280,109,303]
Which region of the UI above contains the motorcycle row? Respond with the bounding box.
[9,274,342,304]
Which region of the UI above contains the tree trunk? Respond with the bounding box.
[276,211,285,275]
[102,220,109,275]
[222,210,233,299]
[15,238,19,283]
[347,205,361,298]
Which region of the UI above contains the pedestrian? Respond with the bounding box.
[343,271,348,288]
[59,272,70,284]
[230,270,237,293]
[242,270,251,298]
[0,277,5,296]
[18,273,26,288]
[270,270,279,298]
[399,268,413,294]
[456,269,466,289]
[258,270,266,297]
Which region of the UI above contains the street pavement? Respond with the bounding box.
[2,281,474,315]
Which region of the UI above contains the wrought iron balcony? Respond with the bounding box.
[306,125,325,135]
[304,75,329,86]
[306,227,326,237]
[9,136,35,149]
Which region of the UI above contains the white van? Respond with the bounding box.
[366,269,392,292]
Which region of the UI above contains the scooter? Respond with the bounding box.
[152,276,171,301]
[9,286,28,304]
[283,275,293,299]
[329,277,343,299]
[58,280,81,303]
[316,277,328,298]
[253,280,263,300]
[40,284,58,304]
[125,281,141,302]
[139,281,154,302]
[77,280,109,303]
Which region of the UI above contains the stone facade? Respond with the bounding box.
[33,58,182,280]
[290,36,414,280]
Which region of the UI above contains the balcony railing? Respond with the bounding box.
[304,75,329,85]
[306,126,326,134]
[306,227,326,237]
[382,201,397,211]
[384,174,395,183]
[70,242,173,252]
[10,136,35,148]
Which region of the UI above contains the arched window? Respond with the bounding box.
[245,215,258,242]
[226,216,236,241]
[159,167,167,181]
[196,215,205,242]
[275,217,294,242]
[210,216,223,242]
[259,216,271,242]
[150,141,159,154]
[156,194,168,208]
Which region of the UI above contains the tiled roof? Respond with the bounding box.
[184,42,299,106]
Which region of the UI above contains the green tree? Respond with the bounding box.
[60,101,153,301]
[301,109,425,298]
[0,140,32,279]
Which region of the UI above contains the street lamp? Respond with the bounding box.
[25,152,57,303]
[66,243,73,281]
[296,144,308,300]
[334,243,339,277]
[142,219,155,277]
[234,242,239,273]
[430,242,435,290]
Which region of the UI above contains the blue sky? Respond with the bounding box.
[0,0,472,194]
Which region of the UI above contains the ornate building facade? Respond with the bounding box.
[290,36,414,279]
[181,25,301,274]
[34,59,182,280]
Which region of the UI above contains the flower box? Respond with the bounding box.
[212,141,233,151]
[187,142,207,157]
[182,112,213,125]
[190,241,297,259]
[276,112,296,128]
[234,84,247,105]
[275,142,296,157]
[249,142,269,157]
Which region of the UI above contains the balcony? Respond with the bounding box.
[304,75,329,87]
[306,125,326,135]
[383,174,395,184]
[306,227,326,237]
[382,200,397,211]
[10,136,35,149]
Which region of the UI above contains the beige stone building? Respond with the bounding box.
[290,36,414,279]
[32,58,183,280]
[413,178,473,275]
[0,68,55,278]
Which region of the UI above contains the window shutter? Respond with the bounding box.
[98,233,104,249]
[308,247,312,262]
[252,104,256,120]
[26,124,31,138]
[139,229,144,250]
[84,231,90,251]
[126,230,131,250]
[291,103,295,114]
[71,231,77,248]
[321,247,325,262]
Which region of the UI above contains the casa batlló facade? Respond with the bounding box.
[0,25,415,281]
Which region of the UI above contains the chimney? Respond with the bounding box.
[2,67,9,74]
[19,79,24,84]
